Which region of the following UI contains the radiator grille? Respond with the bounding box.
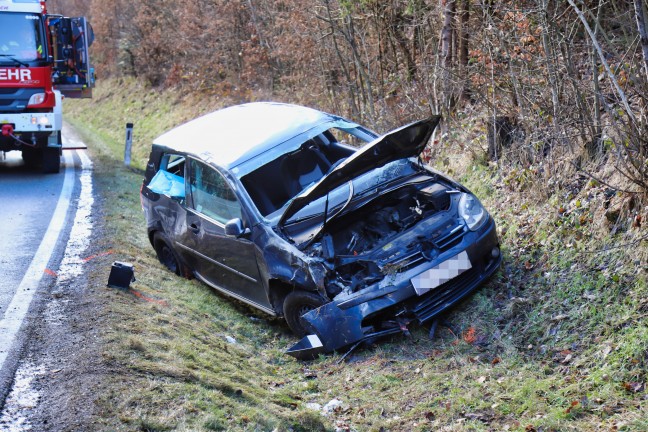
[0,88,44,112]
[409,268,480,323]
[433,224,466,251]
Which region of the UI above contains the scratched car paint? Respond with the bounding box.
[140,102,501,358]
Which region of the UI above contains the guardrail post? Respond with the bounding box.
[124,122,134,166]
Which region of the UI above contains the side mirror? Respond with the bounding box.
[225,218,251,238]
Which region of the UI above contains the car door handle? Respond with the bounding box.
[189,222,200,234]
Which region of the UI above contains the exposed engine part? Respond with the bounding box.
[306,182,456,295]
[321,234,335,260]
[418,183,451,210]
[329,259,382,296]
[320,183,451,258]
[410,197,423,216]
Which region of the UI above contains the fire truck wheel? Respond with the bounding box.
[22,148,43,167]
[42,147,61,174]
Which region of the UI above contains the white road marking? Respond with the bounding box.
[0,152,75,371]
[44,149,93,325]
[56,147,93,282]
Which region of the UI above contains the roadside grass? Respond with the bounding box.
[65,79,646,431]
[69,132,327,431]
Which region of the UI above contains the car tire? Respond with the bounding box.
[283,290,327,337]
[153,232,187,277]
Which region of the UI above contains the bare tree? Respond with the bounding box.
[634,0,648,85]
[568,0,636,124]
[441,0,457,111]
[458,0,471,102]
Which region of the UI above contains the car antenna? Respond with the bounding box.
[322,192,330,232]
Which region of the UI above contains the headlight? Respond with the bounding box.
[459,193,488,231]
[27,93,46,106]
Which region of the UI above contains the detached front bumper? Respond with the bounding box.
[286,217,502,359]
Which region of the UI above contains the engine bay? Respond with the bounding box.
[306,180,456,296]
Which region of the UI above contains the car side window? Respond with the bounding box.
[189,159,242,224]
[147,153,186,198]
[164,154,185,177]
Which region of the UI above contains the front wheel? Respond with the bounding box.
[283,291,327,337]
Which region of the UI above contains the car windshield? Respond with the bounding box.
[0,12,45,63]
[280,158,419,224]
[240,125,376,217]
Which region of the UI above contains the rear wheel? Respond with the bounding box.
[22,148,42,167]
[42,146,61,174]
[153,232,188,277]
[283,291,327,337]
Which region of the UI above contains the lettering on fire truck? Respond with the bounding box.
[0,68,32,82]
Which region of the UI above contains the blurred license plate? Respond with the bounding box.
[410,251,472,296]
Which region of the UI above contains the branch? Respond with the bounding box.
[567,0,638,125]
[569,161,643,194]
[580,234,648,254]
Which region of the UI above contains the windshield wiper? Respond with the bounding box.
[0,54,28,67]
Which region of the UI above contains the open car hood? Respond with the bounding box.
[279,116,441,227]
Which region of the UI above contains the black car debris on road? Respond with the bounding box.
[140,102,501,358]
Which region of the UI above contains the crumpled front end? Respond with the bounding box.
[286,213,501,359]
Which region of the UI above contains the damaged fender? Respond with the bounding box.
[286,292,398,359]
[286,219,502,359]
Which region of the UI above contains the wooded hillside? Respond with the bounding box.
[50,0,648,177]
[51,0,648,195]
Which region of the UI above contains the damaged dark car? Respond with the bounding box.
[140,102,501,359]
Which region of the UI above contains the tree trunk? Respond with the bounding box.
[342,14,377,123]
[458,0,471,102]
[441,0,455,70]
[390,6,417,81]
[540,0,560,131]
[321,0,360,120]
[441,0,456,110]
[634,0,648,85]
[586,0,604,158]
[487,116,516,161]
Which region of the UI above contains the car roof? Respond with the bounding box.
[152,102,337,173]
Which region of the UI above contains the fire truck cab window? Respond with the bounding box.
[0,13,44,62]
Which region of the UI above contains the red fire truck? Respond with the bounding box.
[0,0,94,173]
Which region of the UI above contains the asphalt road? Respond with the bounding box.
[0,130,89,410]
[0,153,67,312]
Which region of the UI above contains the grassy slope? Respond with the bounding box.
[66,78,646,431]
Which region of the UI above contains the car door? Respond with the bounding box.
[179,158,271,312]
[144,152,194,265]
